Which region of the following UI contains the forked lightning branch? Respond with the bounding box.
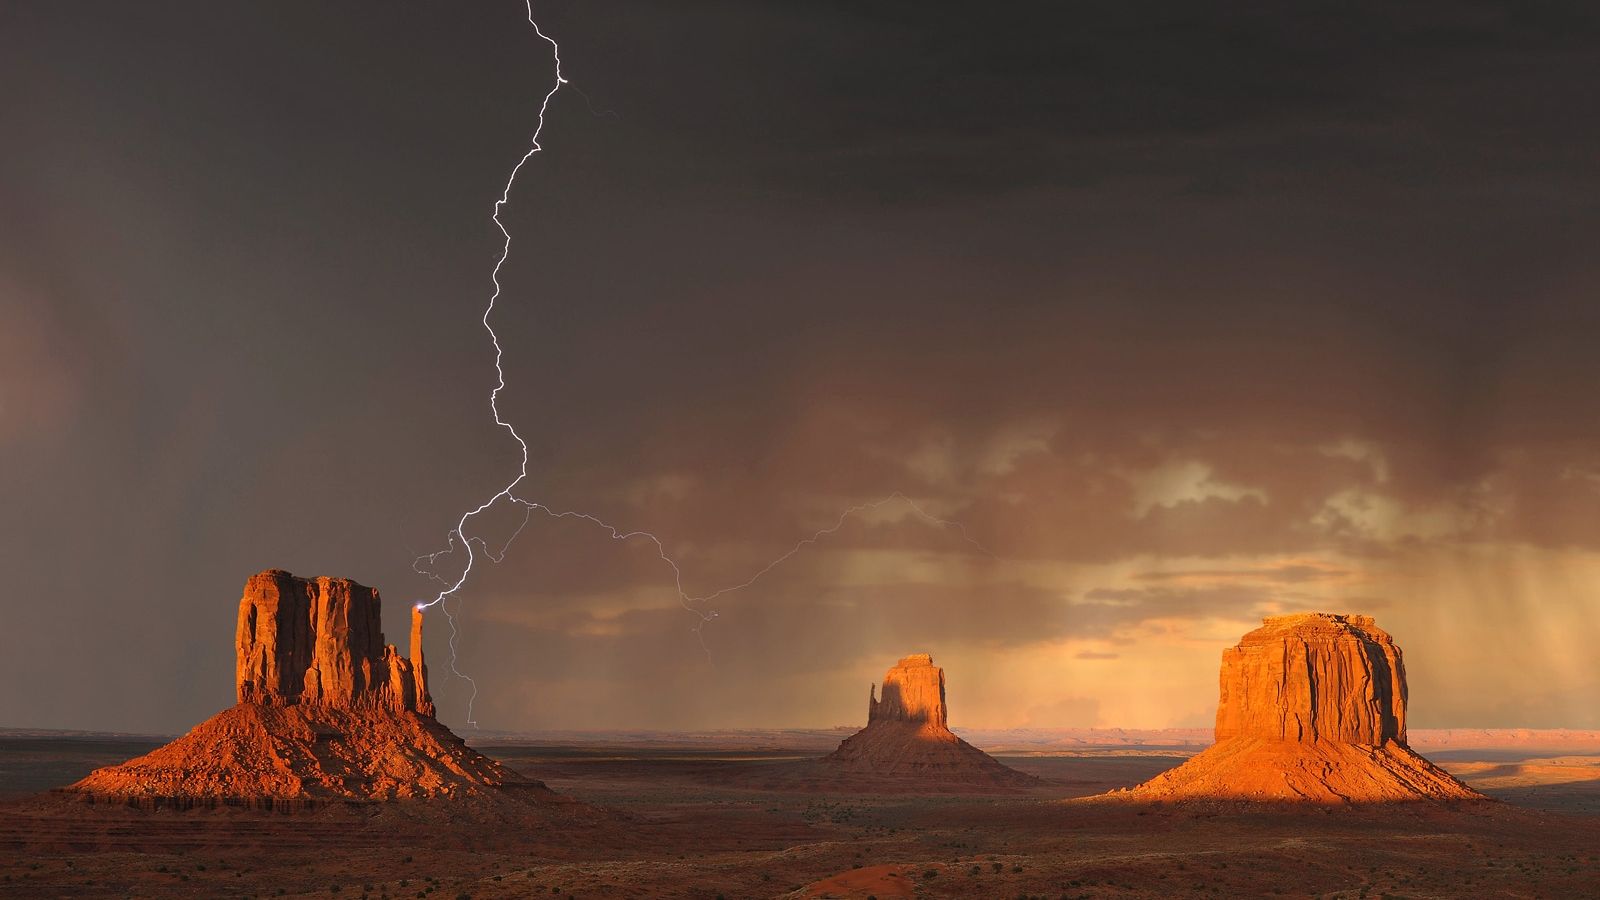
[413,2,985,728]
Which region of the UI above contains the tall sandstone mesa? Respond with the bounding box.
[67,569,545,807]
[826,653,1036,788]
[1120,613,1483,803]
[235,569,432,714]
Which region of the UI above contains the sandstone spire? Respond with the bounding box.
[1118,613,1483,803]
[409,604,431,716]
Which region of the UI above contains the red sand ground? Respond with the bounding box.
[802,862,928,898]
[3,736,1600,898]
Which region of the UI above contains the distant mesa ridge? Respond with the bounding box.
[1118,612,1485,803]
[66,568,544,807]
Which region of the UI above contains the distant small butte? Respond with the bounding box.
[823,652,1039,788]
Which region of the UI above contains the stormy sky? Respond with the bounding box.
[4,1,1600,734]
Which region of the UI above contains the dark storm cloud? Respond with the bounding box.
[4,1,1600,732]
[567,1,1600,200]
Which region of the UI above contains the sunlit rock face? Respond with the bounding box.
[235,569,432,716]
[868,653,948,728]
[1214,613,1405,745]
[62,570,559,805]
[1118,613,1483,804]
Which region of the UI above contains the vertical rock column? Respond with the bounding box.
[302,576,385,706]
[410,605,433,717]
[236,570,312,705]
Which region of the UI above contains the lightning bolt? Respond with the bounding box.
[411,1,564,728]
[415,3,991,729]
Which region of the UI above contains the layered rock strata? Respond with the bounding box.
[1215,613,1404,744]
[1120,613,1483,803]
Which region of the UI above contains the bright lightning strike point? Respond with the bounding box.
[414,3,993,730]
[412,2,564,728]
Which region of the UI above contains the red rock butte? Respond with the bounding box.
[1119,613,1485,804]
[236,569,432,714]
[66,569,546,808]
[825,653,1036,787]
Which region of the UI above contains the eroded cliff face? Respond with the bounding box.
[868,653,948,728]
[1214,613,1406,745]
[235,569,432,716]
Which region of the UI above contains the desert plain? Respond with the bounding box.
[3,726,1600,898]
[4,577,1599,899]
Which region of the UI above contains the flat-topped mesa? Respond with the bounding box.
[1216,612,1404,746]
[235,569,432,716]
[1113,611,1483,803]
[868,653,948,728]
